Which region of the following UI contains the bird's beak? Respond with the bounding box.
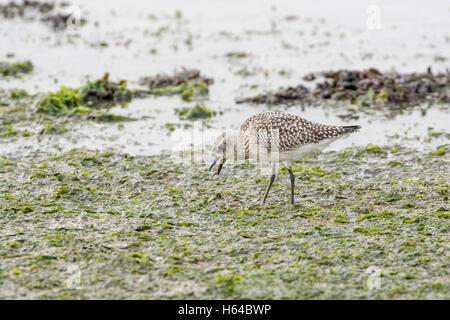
[215,163,224,175]
[208,159,217,172]
[209,158,224,183]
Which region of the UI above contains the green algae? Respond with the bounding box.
[149,82,209,102]
[238,68,450,119]
[225,51,248,58]
[0,126,18,138]
[39,123,68,135]
[11,89,29,99]
[0,146,448,299]
[0,60,33,77]
[88,113,135,122]
[77,74,131,107]
[36,74,132,116]
[36,86,80,115]
[8,242,20,248]
[176,103,216,120]
[353,227,369,234]
[429,149,446,156]
[356,87,390,107]
[366,144,381,153]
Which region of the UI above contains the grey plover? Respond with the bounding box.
[209,111,360,204]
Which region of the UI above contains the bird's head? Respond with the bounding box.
[208,131,239,181]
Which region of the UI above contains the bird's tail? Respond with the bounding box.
[341,125,361,133]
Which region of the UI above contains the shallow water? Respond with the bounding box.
[0,0,449,157]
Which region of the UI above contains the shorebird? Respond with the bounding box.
[209,111,360,205]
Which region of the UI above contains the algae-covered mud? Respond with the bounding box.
[237,68,450,108]
[0,146,448,299]
[0,0,449,300]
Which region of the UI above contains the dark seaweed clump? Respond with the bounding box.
[41,12,87,31]
[236,84,311,105]
[237,67,450,107]
[139,68,213,102]
[78,73,131,107]
[37,73,132,115]
[0,60,33,76]
[0,0,54,18]
[0,1,86,30]
[139,68,213,89]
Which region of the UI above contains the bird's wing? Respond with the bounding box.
[241,112,359,152]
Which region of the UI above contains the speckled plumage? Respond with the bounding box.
[210,111,361,204]
[240,111,360,154]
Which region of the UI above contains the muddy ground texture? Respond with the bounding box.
[0,145,448,299]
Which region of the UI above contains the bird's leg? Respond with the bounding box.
[282,161,295,205]
[262,164,276,205]
[287,167,295,205]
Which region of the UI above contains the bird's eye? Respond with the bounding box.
[217,143,225,151]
